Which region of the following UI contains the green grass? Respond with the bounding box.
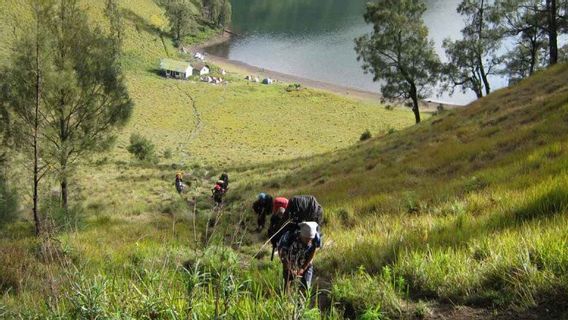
[3,0,568,319]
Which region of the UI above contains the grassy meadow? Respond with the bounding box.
[2,0,568,319]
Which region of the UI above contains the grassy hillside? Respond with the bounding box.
[227,64,568,318]
[3,0,568,319]
[0,0,418,319]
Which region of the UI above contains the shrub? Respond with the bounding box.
[127,134,156,162]
[285,83,302,92]
[163,148,173,159]
[387,128,396,135]
[360,129,372,142]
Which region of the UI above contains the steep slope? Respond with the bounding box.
[0,0,415,318]
[3,0,568,318]
[228,64,568,318]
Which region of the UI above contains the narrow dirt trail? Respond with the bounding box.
[175,84,203,143]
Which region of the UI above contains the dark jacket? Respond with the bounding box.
[253,195,273,216]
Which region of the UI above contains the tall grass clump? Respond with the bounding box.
[331,266,406,319]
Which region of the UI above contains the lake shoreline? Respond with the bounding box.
[190,31,463,111]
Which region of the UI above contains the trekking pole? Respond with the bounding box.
[251,219,292,260]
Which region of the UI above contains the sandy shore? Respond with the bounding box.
[191,32,463,111]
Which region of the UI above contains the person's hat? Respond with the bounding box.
[299,222,318,239]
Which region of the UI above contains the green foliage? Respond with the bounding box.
[203,0,232,27]
[158,0,201,44]
[360,129,372,141]
[69,275,110,319]
[163,148,173,159]
[285,83,302,92]
[331,266,404,318]
[3,0,133,210]
[127,134,156,162]
[355,0,441,123]
[442,0,503,98]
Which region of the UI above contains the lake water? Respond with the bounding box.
[205,0,508,105]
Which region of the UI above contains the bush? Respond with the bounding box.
[127,134,156,162]
[285,83,302,92]
[360,129,372,141]
[163,148,173,159]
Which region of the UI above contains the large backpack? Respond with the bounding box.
[285,195,323,226]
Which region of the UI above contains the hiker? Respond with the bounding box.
[252,193,273,231]
[219,173,229,190]
[212,180,226,204]
[278,221,321,292]
[283,195,324,234]
[211,173,229,205]
[175,172,186,194]
[268,197,289,259]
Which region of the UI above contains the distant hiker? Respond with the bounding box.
[211,173,229,205]
[175,172,186,194]
[268,197,290,260]
[278,221,321,292]
[212,182,225,205]
[219,173,229,190]
[253,193,273,231]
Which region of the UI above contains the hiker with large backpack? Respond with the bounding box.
[211,181,226,205]
[278,221,321,292]
[253,193,273,231]
[175,172,186,194]
[268,195,323,261]
[211,173,229,205]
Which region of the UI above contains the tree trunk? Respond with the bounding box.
[479,59,491,96]
[33,13,42,236]
[529,37,538,76]
[60,167,68,211]
[473,76,483,98]
[59,108,68,211]
[478,0,491,96]
[547,0,558,64]
[410,82,421,124]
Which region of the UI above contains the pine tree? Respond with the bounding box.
[355,0,440,124]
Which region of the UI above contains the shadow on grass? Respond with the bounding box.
[121,8,163,37]
[147,68,165,77]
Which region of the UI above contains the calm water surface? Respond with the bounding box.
[206,0,508,104]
